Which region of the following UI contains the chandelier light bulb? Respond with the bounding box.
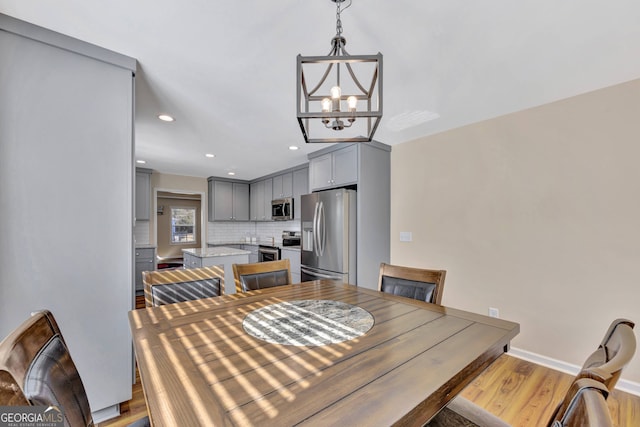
[321,98,332,112]
[330,86,341,99]
[347,96,357,111]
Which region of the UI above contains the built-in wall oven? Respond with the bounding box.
[258,245,280,262]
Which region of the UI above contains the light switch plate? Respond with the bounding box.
[399,232,412,242]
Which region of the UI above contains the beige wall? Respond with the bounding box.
[390,78,640,384]
[150,172,208,246]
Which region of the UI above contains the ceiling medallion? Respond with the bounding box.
[296,0,382,143]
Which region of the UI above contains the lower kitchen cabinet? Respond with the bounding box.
[183,252,203,268]
[281,248,301,283]
[135,247,156,293]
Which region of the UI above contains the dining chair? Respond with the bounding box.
[0,310,150,427]
[578,318,636,390]
[232,259,292,293]
[428,318,636,427]
[548,378,613,427]
[143,266,224,307]
[378,262,446,304]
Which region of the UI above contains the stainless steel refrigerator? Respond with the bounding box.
[301,188,356,283]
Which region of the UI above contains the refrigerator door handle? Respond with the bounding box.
[313,201,320,256]
[301,266,338,280]
[319,201,326,256]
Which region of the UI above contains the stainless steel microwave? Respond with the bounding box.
[271,198,293,221]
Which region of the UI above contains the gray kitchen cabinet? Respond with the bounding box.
[135,168,152,221]
[262,178,272,220]
[183,252,202,268]
[272,172,293,199]
[292,166,309,221]
[309,144,358,191]
[250,178,272,221]
[209,179,250,221]
[281,248,301,283]
[250,180,263,221]
[135,247,156,293]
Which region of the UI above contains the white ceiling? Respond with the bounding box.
[3,0,640,180]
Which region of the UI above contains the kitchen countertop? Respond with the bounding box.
[182,247,251,258]
[208,241,260,247]
[208,241,300,249]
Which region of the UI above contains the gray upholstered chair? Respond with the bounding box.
[143,266,224,307]
[428,319,636,427]
[378,262,446,304]
[232,259,291,293]
[0,310,150,427]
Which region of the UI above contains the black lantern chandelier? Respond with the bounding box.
[297,0,382,143]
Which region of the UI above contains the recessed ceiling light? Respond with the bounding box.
[158,114,175,122]
[136,160,146,164]
[227,172,235,176]
[205,153,215,158]
[288,146,299,150]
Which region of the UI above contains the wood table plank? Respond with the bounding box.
[129,280,519,427]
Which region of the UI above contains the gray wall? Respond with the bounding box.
[0,14,136,415]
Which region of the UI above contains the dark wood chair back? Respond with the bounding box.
[579,319,636,390]
[548,378,613,427]
[143,266,224,307]
[378,263,446,304]
[429,318,635,427]
[0,310,94,426]
[233,259,292,293]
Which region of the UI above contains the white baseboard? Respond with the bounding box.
[92,404,120,424]
[509,347,640,397]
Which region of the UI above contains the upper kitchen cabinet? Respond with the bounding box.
[309,144,358,191]
[208,178,250,221]
[292,166,309,221]
[135,168,152,221]
[272,172,293,199]
[250,178,272,221]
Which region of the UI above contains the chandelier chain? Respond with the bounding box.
[335,0,352,37]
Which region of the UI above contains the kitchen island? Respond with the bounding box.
[182,247,250,294]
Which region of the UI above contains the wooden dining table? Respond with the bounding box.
[128,280,519,427]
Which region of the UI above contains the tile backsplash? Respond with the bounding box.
[207,220,300,246]
[134,221,151,245]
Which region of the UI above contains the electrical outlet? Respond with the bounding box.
[489,307,499,318]
[399,231,412,242]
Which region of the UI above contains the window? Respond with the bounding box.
[170,207,196,243]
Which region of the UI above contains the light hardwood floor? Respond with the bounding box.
[99,354,639,427]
